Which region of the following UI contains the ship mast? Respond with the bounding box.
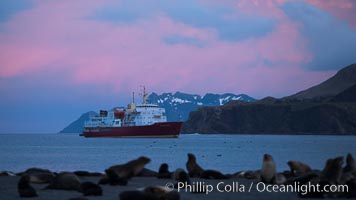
[142,86,148,104]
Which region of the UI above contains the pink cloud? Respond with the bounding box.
[0,1,336,98]
[305,0,356,28]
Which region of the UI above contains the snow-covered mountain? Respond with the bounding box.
[60,92,255,133]
[147,92,256,122]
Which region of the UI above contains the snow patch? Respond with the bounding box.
[171,98,191,104]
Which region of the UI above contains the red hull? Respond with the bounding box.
[80,122,182,138]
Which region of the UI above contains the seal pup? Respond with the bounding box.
[18,175,38,197]
[321,156,343,184]
[158,163,172,179]
[79,181,102,196]
[107,156,151,180]
[45,172,81,190]
[261,154,277,184]
[287,160,312,177]
[186,153,204,177]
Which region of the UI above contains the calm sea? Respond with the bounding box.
[0,134,355,174]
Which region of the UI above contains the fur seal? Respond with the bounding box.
[287,160,312,177]
[344,153,356,173]
[17,175,38,197]
[20,168,55,184]
[73,171,103,177]
[158,163,172,179]
[234,170,260,180]
[173,169,190,188]
[200,169,228,179]
[0,171,15,176]
[322,156,343,184]
[45,172,81,190]
[137,168,158,177]
[107,156,151,180]
[261,154,277,184]
[186,153,204,177]
[79,181,102,196]
[103,168,128,186]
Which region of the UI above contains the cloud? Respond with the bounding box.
[305,0,356,29]
[0,0,33,22]
[91,0,275,41]
[282,1,356,70]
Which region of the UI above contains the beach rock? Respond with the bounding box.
[107,156,151,180]
[18,175,38,198]
[20,168,55,184]
[186,153,204,177]
[45,172,81,190]
[79,181,102,196]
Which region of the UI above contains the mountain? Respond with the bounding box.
[147,92,255,122]
[286,63,356,100]
[183,63,356,135]
[60,92,255,133]
[60,111,97,133]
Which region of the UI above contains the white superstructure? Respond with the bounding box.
[84,87,167,128]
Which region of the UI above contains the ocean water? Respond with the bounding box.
[0,134,355,174]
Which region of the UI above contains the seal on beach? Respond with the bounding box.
[173,169,190,188]
[200,169,228,179]
[73,171,103,177]
[137,168,158,177]
[107,156,151,180]
[103,168,128,186]
[344,153,356,173]
[322,156,344,184]
[186,153,204,177]
[261,154,277,184]
[17,175,38,197]
[157,163,172,179]
[144,186,180,200]
[20,168,55,184]
[79,181,102,196]
[287,160,312,177]
[45,172,81,190]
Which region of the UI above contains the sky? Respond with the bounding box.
[0,0,356,133]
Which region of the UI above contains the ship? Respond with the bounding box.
[80,87,182,138]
